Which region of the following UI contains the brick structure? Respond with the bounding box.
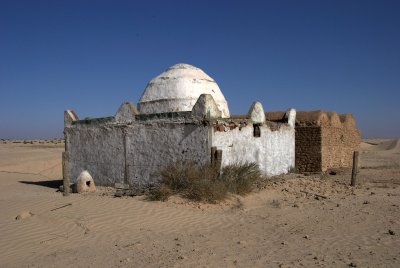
[265,110,361,173]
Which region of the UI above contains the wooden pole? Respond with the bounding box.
[351,151,359,186]
[215,149,223,173]
[62,152,70,196]
[211,146,217,166]
[123,133,128,185]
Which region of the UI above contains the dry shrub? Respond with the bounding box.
[220,162,261,195]
[185,176,227,203]
[146,184,173,201]
[158,161,227,203]
[289,166,298,174]
[159,161,193,191]
[147,161,261,203]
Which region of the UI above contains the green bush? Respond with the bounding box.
[147,161,261,203]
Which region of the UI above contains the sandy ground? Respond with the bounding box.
[0,139,399,268]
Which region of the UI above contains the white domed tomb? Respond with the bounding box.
[138,63,230,118]
[63,63,297,188]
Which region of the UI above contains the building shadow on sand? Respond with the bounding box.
[19,179,63,189]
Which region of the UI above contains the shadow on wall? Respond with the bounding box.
[19,179,63,189]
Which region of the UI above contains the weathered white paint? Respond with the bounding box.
[211,124,295,176]
[76,170,96,193]
[192,94,222,119]
[65,69,296,187]
[66,119,295,185]
[64,110,78,127]
[65,107,296,186]
[285,108,296,127]
[65,119,209,186]
[115,102,138,123]
[125,122,209,185]
[265,126,295,175]
[247,101,266,124]
[138,63,230,118]
[66,125,125,185]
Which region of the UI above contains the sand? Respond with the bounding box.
[0,139,399,267]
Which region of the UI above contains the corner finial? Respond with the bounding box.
[64,110,79,127]
[247,101,265,124]
[285,108,296,127]
[192,94,222,119]
[115,102,138,123]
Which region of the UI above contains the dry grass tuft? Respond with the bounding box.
[146,185,173,201]
[220,162,261,195]
[147,161,261,203]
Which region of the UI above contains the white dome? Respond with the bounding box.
[138,63,230,118]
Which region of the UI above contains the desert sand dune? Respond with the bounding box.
[360,139,400,170]
[361,139,400,151]
[0,140,399,267]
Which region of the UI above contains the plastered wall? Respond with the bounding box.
[125,122,209,186]
[65,125,125,185]
[211,123,295,176]
[65,121,209,186]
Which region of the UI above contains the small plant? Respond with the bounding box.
[319,172,329,180]
[146,161,262,203]
[185,177,228,203]
[289,166,298,174]
[220,162,261,195]
[159,161,195,191]
[146,184,173,201]
[158,160,227,203]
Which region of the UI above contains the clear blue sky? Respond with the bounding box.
[1,0,399,139]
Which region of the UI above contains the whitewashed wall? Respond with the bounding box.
[65,119,295,186]
[65,121,209,186]
[65,125,125,185]
[125,122,209,186]
[211,124,295,176]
